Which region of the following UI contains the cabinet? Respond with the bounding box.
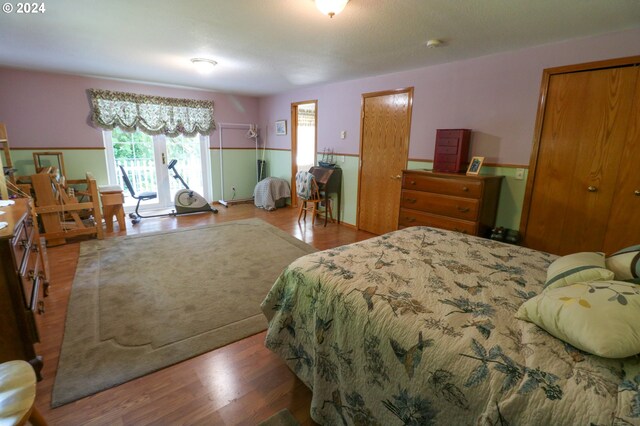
[521,58,640,255]
[398,170,502,237]
[433,129,470,173]
[0,198,48,379]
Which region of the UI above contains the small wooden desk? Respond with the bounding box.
[99,186,126,233]
[309,166,342,226]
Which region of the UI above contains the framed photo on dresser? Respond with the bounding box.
[466,156,485,175]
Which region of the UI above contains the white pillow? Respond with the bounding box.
[545,252,614,290]
[516,281,640,358]
[606,244,640,282]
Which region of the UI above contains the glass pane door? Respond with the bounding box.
[165,134,208,206]
[105,129,211,212]
[111,128,161,209]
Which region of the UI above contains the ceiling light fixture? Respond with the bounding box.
[315,0,349,18]
[190,58,217,73]
[426,39,443,48]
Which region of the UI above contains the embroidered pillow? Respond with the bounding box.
[544,252,614,290]
[516,281,640,358]
[606,244,640,282]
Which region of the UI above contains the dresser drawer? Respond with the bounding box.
[435,145,459,154]
[399,209,478,234]
[10,222,30,273]
[20,246,40,309]
[401,190,479,221]
[402,174,482,198]
[26,276,44,343]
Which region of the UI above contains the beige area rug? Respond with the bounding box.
[51,219,316,407]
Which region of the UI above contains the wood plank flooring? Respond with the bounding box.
[35,204,375,425]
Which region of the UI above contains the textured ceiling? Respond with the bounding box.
[1,0,639,95]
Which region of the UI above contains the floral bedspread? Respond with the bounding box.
[261,227,640,425]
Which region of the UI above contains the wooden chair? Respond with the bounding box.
[0,361,47,426]
[295,170,332,225]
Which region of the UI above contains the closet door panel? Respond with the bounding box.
[526,67,636,255]
[605,68,640,253]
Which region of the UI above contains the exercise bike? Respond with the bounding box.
[119,162,216,225]
[168,159,218,215]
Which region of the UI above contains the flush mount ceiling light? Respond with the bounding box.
[315,0,349,18]
[426,39,443,48]
[190,58,217,74]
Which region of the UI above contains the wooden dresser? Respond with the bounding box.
[0,198,48,379]
[399,170,503,237]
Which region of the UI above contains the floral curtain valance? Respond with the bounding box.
[89,89,215,137]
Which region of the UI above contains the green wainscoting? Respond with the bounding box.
[210,149,259,202]
[263,150,292,181]
[12,147,527,230]
[266,154,528,230]
[333,155,359,226]
[9,149,110,184]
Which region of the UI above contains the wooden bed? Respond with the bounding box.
[261,226,640,425]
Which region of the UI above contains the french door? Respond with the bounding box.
[104,128,211,210]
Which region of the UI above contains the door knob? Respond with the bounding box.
[587,186,598,192]
[635,190,640,196]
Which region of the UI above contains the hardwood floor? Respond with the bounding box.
[35,204,375,425]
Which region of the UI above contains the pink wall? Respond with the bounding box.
[0,68,260,148]
[259,28,640,165]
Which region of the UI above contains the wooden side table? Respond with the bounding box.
[99,186,126,233]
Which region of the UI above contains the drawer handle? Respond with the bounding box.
[410,180,416,185]
[404,198,417,204]
[405,217,416,223]
[587,186,598,192]
[43,281,50,297]
[457,206,470,213]
[38,300,45,315]
[634,190,640,196]
[28,269,36,280]
[461,186,469,192]
[20,239,29,249]
[453,228,468,234]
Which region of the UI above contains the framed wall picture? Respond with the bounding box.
[275,120,287,136]
[466,156,485,175]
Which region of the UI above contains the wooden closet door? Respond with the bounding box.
[604,67,640,253]
[525,67,637,255]
[358,89,412,235]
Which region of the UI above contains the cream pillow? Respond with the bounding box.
[516,281,640,358]
[545,252,614,290]
[606,244,640,282]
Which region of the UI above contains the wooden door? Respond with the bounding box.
[604,67,640,253]
[524,66,637,254]
[357,88,413,235]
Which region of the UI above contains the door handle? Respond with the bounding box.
[587,186,598,192]
[390,175,402,180]
[162,153,166,165]
[635,190,640,196]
